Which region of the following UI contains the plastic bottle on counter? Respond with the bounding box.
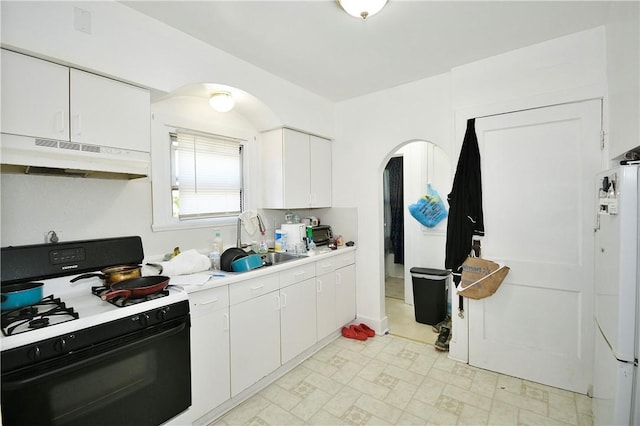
[275,229,287,253]
[306,226,316,251]
[210,242,221,271]
[213,229,224,252]
[257,232,269,254]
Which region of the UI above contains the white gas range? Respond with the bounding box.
[1,236,191,426]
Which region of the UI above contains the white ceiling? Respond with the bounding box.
[121,1,612,102]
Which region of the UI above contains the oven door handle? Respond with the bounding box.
[2,321,188,389]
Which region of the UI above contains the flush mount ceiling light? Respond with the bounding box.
[209,91,235,112]
[339,0,387,20]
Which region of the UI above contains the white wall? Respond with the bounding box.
[0,1,334,257]
[448,27,609,362]
[333,26,615,336]
[0,1,334,137]
[333,73,453,331]
[605,1,640,159]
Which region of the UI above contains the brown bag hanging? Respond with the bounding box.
[457,257,510,300]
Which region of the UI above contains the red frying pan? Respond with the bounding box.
[100,276,170,301]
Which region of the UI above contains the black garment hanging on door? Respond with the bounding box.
[387,157,404,264]
[445,118,485,312]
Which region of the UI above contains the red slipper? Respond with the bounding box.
[358,323,375,337]
[342,325,367,341]
[349,325,369,340]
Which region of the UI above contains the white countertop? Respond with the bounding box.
[169,245,356,294]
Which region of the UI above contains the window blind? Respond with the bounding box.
[171,130,242,219]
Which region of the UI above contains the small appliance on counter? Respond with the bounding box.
[281,223,306,249]
[311,225,333,246]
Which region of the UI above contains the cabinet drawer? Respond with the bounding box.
[315,257,337,276]
[280,264,315,288]
[334,252,355,269]
[230,273,280,305]
[190,286,229,316]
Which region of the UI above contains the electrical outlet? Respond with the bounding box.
[73,7,91,34]
[44,230,62,244]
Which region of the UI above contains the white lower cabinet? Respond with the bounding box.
[317,252,356,339]
[229,274,281,397]
[187,286,230,422]
[316,260,337,340]
[336,263,356,327]
[181,250,356,424]
[280,277,317,364]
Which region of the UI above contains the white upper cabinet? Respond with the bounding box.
[70,69,150,152]
[261,128,332,209]
[1,50,70,141]
[1,49,150,153]
[310,135,332,207]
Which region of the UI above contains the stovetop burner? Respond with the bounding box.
[1,295,79,336]
[91,286,170,308]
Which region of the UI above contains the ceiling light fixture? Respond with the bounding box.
[209,91,235,112]
[339,0,387,20]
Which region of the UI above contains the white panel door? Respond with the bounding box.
[469,100,602,393]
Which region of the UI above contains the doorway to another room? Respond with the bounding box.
[383,142,451,345]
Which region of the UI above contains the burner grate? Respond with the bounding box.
[1,295,79,336]
[91,286,169,307]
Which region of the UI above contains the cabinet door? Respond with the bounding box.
[1,50,69,140]
[70,69,150,152]
[310,135,332,207]
[316,271,337,340]
[335,264,356,328]
[282,128,311,208]
[280,278,317,364]
[190,288,230,420]
[230,291,280,396]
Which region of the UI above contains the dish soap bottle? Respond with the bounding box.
[257,232,269,254]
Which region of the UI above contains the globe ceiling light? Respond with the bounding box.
[209,91,235,112]
[339,0,388,20]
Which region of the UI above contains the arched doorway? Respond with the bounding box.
[382,140,452,343]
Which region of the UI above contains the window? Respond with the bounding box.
[170,129,243,220]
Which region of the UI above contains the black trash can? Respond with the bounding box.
[410,267,450,325]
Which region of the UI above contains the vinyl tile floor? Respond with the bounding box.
[211,300,593,425]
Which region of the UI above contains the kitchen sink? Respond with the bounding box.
[261,252,307,266]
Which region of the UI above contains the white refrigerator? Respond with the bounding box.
[593,163,640,425]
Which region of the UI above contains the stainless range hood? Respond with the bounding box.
[0,133,150,179]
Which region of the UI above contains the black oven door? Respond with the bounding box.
[1,317,190,426]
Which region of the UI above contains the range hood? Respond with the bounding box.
[0,133,150,179]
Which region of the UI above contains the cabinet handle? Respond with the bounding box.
[294,271,305,278]
[223,313,229,331]
[281,292,287,308]
[56,111,65,133]
[336,274,342,285]
[316,279,323,293]
[73,113,82,135]
[201,297,219,305]
[250,284,265,292]
[275,294,281,310]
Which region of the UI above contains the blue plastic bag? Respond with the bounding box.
[408,184,448,227]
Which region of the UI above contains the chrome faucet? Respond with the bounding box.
[257,214,266,234]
